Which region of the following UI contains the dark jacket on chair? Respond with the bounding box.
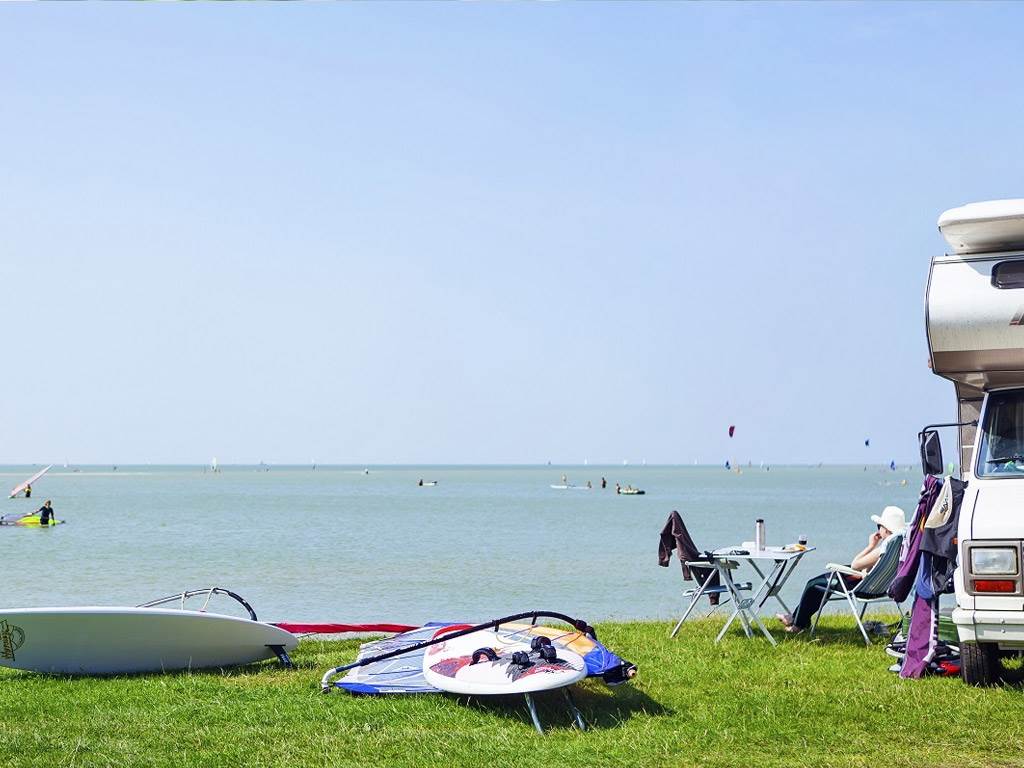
[659,510,720,604]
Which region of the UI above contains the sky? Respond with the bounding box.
[2,3,1023,465]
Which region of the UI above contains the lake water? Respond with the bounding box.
[0,465,921,625]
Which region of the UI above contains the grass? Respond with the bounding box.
[1,616,1023,767]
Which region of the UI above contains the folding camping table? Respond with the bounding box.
[705,545,815,646]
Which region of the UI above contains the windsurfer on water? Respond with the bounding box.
[24,484,31,499]
[37,500,54,527]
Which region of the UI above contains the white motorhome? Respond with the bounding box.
[927,199,1024,684]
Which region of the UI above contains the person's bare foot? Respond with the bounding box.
[784,624,803,634]
[775,612,794,627]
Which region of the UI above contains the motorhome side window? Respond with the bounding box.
[991,261,1024,289]
[977,390,1024,477]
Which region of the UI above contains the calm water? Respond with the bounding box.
[0,465,921,624]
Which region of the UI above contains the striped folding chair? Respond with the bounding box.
[809,533,906,645]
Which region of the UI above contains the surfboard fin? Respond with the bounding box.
[269,645,294,669]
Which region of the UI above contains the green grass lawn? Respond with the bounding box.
[1,617,1022,768]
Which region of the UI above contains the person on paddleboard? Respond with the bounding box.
[37,500,54,527]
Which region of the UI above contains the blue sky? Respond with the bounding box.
[2,3,1022,465]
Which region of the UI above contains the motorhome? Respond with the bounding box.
[926,199,1024,684]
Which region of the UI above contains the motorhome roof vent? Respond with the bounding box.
[939,199,1024,255]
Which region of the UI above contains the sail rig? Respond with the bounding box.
[8,465,52,499]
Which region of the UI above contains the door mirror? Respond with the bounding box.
[920,429,944,476]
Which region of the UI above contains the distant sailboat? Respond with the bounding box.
[211,457,219,474]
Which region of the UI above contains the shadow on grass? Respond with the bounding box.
[457,680,668,732]
[786,616,901,648]
[1,656,299,682]
[703,613,903,649]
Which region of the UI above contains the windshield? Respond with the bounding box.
[978,389,1024,477]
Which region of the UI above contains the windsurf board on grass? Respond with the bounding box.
[0,607,298,675]
[8,466,52,499]
[422,626,586,695]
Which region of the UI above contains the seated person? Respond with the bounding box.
[777,505,907,634]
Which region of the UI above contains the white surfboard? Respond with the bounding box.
[0,607,298,675]
[422,627,586,695]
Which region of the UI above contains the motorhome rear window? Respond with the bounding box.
[991,262,1024,289]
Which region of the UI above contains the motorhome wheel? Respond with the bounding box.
[960,641,998,686]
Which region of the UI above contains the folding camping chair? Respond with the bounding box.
[809,533,906,645]
[670,559,752,638]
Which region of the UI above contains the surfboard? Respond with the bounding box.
[0,512,65,527]
[8,466,52,499]
[422,626,586,696]
[0,607,298,675]
[549,485,590,490]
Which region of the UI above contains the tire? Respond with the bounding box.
[961,641,998,686]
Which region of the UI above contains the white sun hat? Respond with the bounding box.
[871,505,908,534]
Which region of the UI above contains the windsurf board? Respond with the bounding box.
[0,607,298,675]
[0,513,65,527]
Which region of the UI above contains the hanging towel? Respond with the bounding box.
[889,475,943,604]
[901,591,939,678]
[920,477,967,595]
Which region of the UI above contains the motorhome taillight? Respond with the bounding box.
[973,579,1018,593]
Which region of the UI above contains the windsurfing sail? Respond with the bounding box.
[331,620,636,695]
[0,510,32,525]
[272,622,416,635]
[8,465,52,499]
